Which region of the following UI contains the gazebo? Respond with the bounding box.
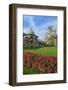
[23,28,44,48]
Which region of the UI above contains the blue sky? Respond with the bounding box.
[23,15,57,41]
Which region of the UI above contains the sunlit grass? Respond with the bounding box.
[24,47,57,56]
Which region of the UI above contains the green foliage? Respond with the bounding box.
[23,66,38,74]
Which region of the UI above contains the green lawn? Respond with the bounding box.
[24,47,57,56]
[23,66,38,74]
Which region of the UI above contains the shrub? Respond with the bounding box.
[23,51,57,74]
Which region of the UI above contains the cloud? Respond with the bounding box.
[23,15,57,41]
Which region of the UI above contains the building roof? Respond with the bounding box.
[29,29,35,35]
[23,33,27,36]
[27,34,38,38]
[23,33,38,38]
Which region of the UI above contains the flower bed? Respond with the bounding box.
[23,51,57,74]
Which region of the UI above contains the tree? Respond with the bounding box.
[44,26,57,46]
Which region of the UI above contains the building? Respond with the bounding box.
[23,28,44,48]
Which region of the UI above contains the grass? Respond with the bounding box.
[24,47,57,56]
[23,47,57,74]
[23,66,38,74]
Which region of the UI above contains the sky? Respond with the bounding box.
[23,15,57,41]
